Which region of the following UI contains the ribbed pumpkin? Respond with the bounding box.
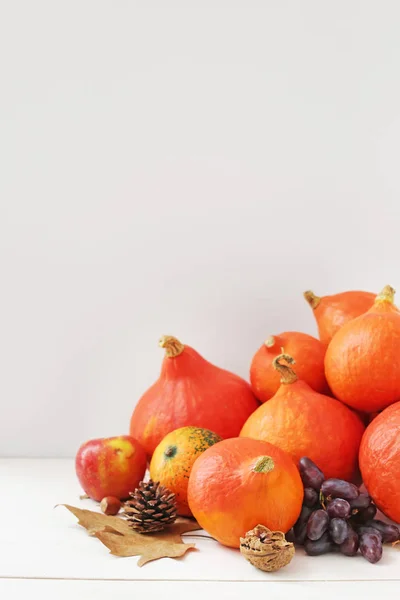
[304,289,375,344]
[250,331,328,403]
[187,437,303,548]
[359,401,400,523]
[241,354,365,481]
[325,286,400,413]
[130,336,259,457]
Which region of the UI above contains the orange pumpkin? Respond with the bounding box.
[241,354,364,481]
[359,401,400,523]
[130,336,259,456]
[325,286,400,413]
[187,437,303,548]
[250,331,328,402]
[304,289,375,344]
[149,426,222,516]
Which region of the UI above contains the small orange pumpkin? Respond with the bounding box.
[250,331,328,402]
[359,401,400,523]
[149,426,222,516]
[187,437,303,548]
[130,336,259,456]
[325,286,400,413]
[241,354,365,481]
[304,289,375,344]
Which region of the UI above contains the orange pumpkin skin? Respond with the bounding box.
[187,437,303,548]
[241,356,365,481]
[149,426,222,516]
[304,289,375,345]
[359,402,400,523]
[325,286,400,413]
[250,331,329,402]
[130,336,259,457]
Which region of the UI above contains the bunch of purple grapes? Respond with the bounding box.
[292,457,400,563]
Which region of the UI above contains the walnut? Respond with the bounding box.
[240,525,295,572]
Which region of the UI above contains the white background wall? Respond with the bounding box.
[1,1,400,457]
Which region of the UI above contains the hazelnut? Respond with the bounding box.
[100,496,121,516]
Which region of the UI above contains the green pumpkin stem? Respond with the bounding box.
[253,456,275,474]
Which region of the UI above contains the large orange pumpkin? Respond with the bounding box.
[187,437,303,548]
[359,401,400,523]
[325,286,400,413]
[130,336,259,456]
[250,331,328,402]
[304,289,375,345]
[241,354,364,481]
[149,426,222,516]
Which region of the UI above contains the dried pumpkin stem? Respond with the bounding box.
[304,290,321,309]
[159,335,185,358]
[376,285,396,304]
[264,335,276,348]
[272,354,298,384]
[253,455,275,474]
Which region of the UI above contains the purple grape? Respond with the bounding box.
[357,526,383,541]
[293,505,313,545]
[304,487,319,508]
[330,518,349,545]
[349,493,371,510]
[340,528,359,556]
[327,498,351,519]
[307,509,330,541]
[362,504,377,520]
[359,532,383,564]
[321,479,359,501]
[353,504,377,523]
[285,528,295,543]
[299,457,325,491]
[304,532,333,556]
[364,520,400,543]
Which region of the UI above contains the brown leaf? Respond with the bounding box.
[96,530,196,566]
[60,504,199,566]
[60,504,132,536]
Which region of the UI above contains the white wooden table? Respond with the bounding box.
[1,459,399,599]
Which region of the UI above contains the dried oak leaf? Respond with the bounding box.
[60,504,199,566]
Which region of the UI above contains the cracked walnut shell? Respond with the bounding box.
[240,525,295,572]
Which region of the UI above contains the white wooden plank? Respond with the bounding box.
[1,459,399,582]
[1,579,400,600]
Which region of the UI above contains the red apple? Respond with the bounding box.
[75,435,147,501]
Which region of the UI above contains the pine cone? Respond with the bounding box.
[124,479,177,533]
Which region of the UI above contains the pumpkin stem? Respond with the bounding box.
[264,335,276,348]
[253,455,275,473]
[376,285,396,304]
[304,290,321,309]
[272,353,298,385]
[159,335,185,358]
